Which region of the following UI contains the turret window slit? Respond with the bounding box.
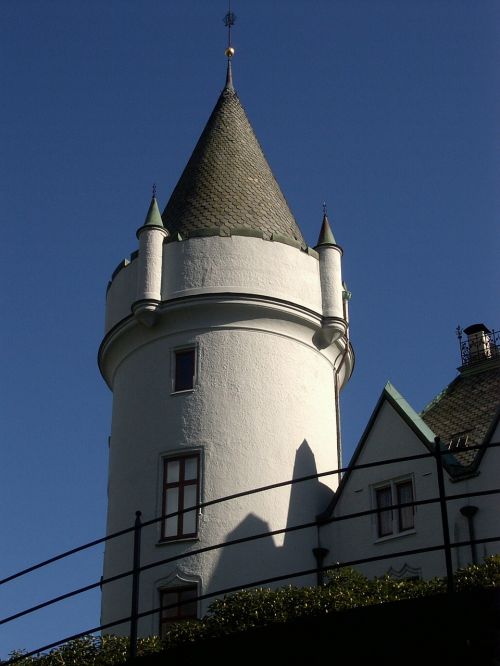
[173,348,196,392]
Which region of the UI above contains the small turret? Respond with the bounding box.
[314,209,348,348]
[132,193,169,326]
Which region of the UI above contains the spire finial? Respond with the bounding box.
[225,59,234,90]
[322,201,328,218]
[223,2,236,59]
[152,183,157,200]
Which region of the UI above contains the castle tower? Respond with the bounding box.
[99,60,354,636]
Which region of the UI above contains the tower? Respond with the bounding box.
[99,57,354,636]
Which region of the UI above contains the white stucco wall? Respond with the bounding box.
[448,419,500,569]
[104,236,323,335]
[321,401,443,579]
[320,399,500,582]
[317,245,344,321]
[100,234,353,636]
[161,236,323,312]
[105,259,137,333]
[136,227,166,303]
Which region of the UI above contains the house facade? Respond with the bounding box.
[319,324,500,580]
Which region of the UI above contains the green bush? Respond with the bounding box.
[7,635,161,666]
[9,556,500,664]
[455,554,500,591]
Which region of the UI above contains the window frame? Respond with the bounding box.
[373,476,415,540]
[375,485,393,537]
[159,584,198,636]
[171,346,197,394]
[396,479,415,533]
[161,452,201,542]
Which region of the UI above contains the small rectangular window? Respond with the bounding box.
[374,478,415,539]
[160,585,198,637]
[162,453,200,540]
[376,486,393,537]
[174,348,196,392]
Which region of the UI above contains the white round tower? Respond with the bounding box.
[100,62,354,637]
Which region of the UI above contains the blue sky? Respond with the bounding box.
[1,0,499,658]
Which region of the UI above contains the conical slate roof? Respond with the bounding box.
[315,213,337,247]
[162,68,304,244]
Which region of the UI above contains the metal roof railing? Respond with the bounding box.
[2,440,500,664]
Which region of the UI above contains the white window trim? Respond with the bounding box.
[371,475,416,543]
[386,563,422,580]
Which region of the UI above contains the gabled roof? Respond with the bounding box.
[319,382,440,520]
[161,65,305,245]
[321,357,500,521]
[384,381,437,444]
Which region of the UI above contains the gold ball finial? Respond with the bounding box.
[225,46,235,58]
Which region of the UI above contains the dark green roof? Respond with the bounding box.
[143,196,164,228]
[161,69,304,245]
[315,213,337,247]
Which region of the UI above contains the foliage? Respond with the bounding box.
[454,554,500,591]
[8,556,500,664]
[7,635,161,666]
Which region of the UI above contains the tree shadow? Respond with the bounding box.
[284,439,334,544]
[210,440,335,596]
[210,513,279,594]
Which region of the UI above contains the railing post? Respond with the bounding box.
[434,438,454,593]
[460,505,479,565]
[129,510,142,660]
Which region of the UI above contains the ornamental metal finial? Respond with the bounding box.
[223,1,236,58]
[322,202,328,218]
[152,183,157,199]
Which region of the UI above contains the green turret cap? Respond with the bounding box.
[143,196,164,228]
[315,212,337,247]
[136,194,168,239]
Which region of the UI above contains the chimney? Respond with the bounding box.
[462,323,493,363]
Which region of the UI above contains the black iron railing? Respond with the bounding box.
[457,326,500,365]
[2,439,499,664]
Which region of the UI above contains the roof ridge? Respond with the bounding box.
[420,376,458,415]
[384,381,436,444]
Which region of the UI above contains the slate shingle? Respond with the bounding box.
[421,364,500,471]
[161,83,304,245]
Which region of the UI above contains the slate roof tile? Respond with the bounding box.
[162,81,304,244]
[421,364,500,472]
